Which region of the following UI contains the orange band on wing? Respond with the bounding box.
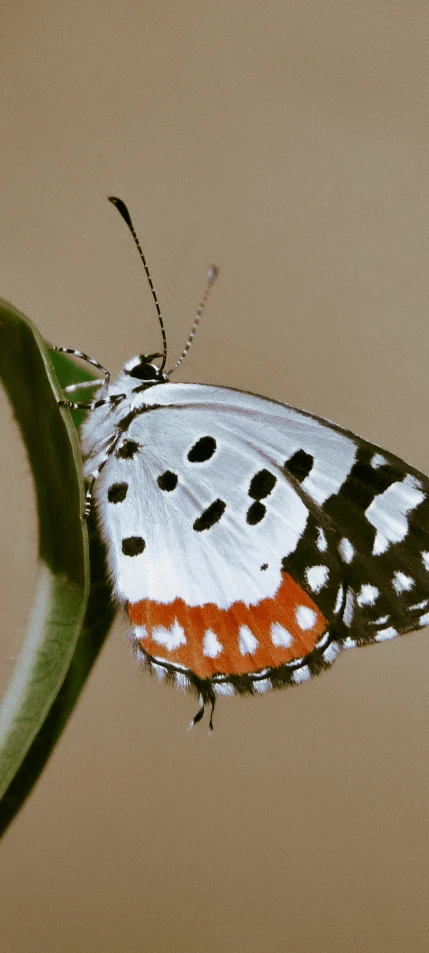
[128,571,328,680]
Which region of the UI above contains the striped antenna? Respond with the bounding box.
[108,197,168,372]
[167,265,218,375]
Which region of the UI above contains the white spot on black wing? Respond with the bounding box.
[305,564,329,592]
[316,527,328,552]
[253,678,272,694]
[357,584,379,606]
[343,590,355,627]
[291,665,311,683]
[409,599,428,611]
[322,642,341,664]
[338,537,354,564]
[375,626,398,642]
[334,585,344,614]
[392,570,414,594]
[371,453,387,469]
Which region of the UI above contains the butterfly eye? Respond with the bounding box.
[123,353,164,380]
[125,356,161,380]
[129,362,159,380]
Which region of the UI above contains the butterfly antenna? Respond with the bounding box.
[108,196,168,372]
[167,265,218,375]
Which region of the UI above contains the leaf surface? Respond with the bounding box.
[0,299,115,835]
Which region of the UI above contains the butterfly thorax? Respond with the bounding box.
[81,355,169,471]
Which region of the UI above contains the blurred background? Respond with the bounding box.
[1,2,429,951]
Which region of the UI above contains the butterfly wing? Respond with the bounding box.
[91,382,429,696]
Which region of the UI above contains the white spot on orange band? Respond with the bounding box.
[152,620,186,650]
[270,622,293,648]
[239,626,259,655]
[295,606,317,630]
[202,629,223,658]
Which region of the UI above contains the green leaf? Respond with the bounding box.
[0,299,115,835]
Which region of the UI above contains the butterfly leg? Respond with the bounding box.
[208,693,216,732]
[52,346,111,389]
[188,688,216,732]
[81,429,123,519]
[62,378,105,394]
[53,346,116,404]
[58,394,126,412]
[188,696,205,730]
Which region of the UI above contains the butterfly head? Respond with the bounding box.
[123,353,168,383]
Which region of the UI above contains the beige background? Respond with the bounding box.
[1,2,429,951]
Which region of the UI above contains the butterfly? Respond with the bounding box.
[55,197,429,729]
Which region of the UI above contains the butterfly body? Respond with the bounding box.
[56,197,429,725]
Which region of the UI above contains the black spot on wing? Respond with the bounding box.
[108,482,128,503]
[117,439,140,459]
[188,436,216,462]
[247,501,266,525]
[193,499,226,532]
[248,469,277,500]
[283,449,313,482]
[158,471,178,491]
[122,536,145,556]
